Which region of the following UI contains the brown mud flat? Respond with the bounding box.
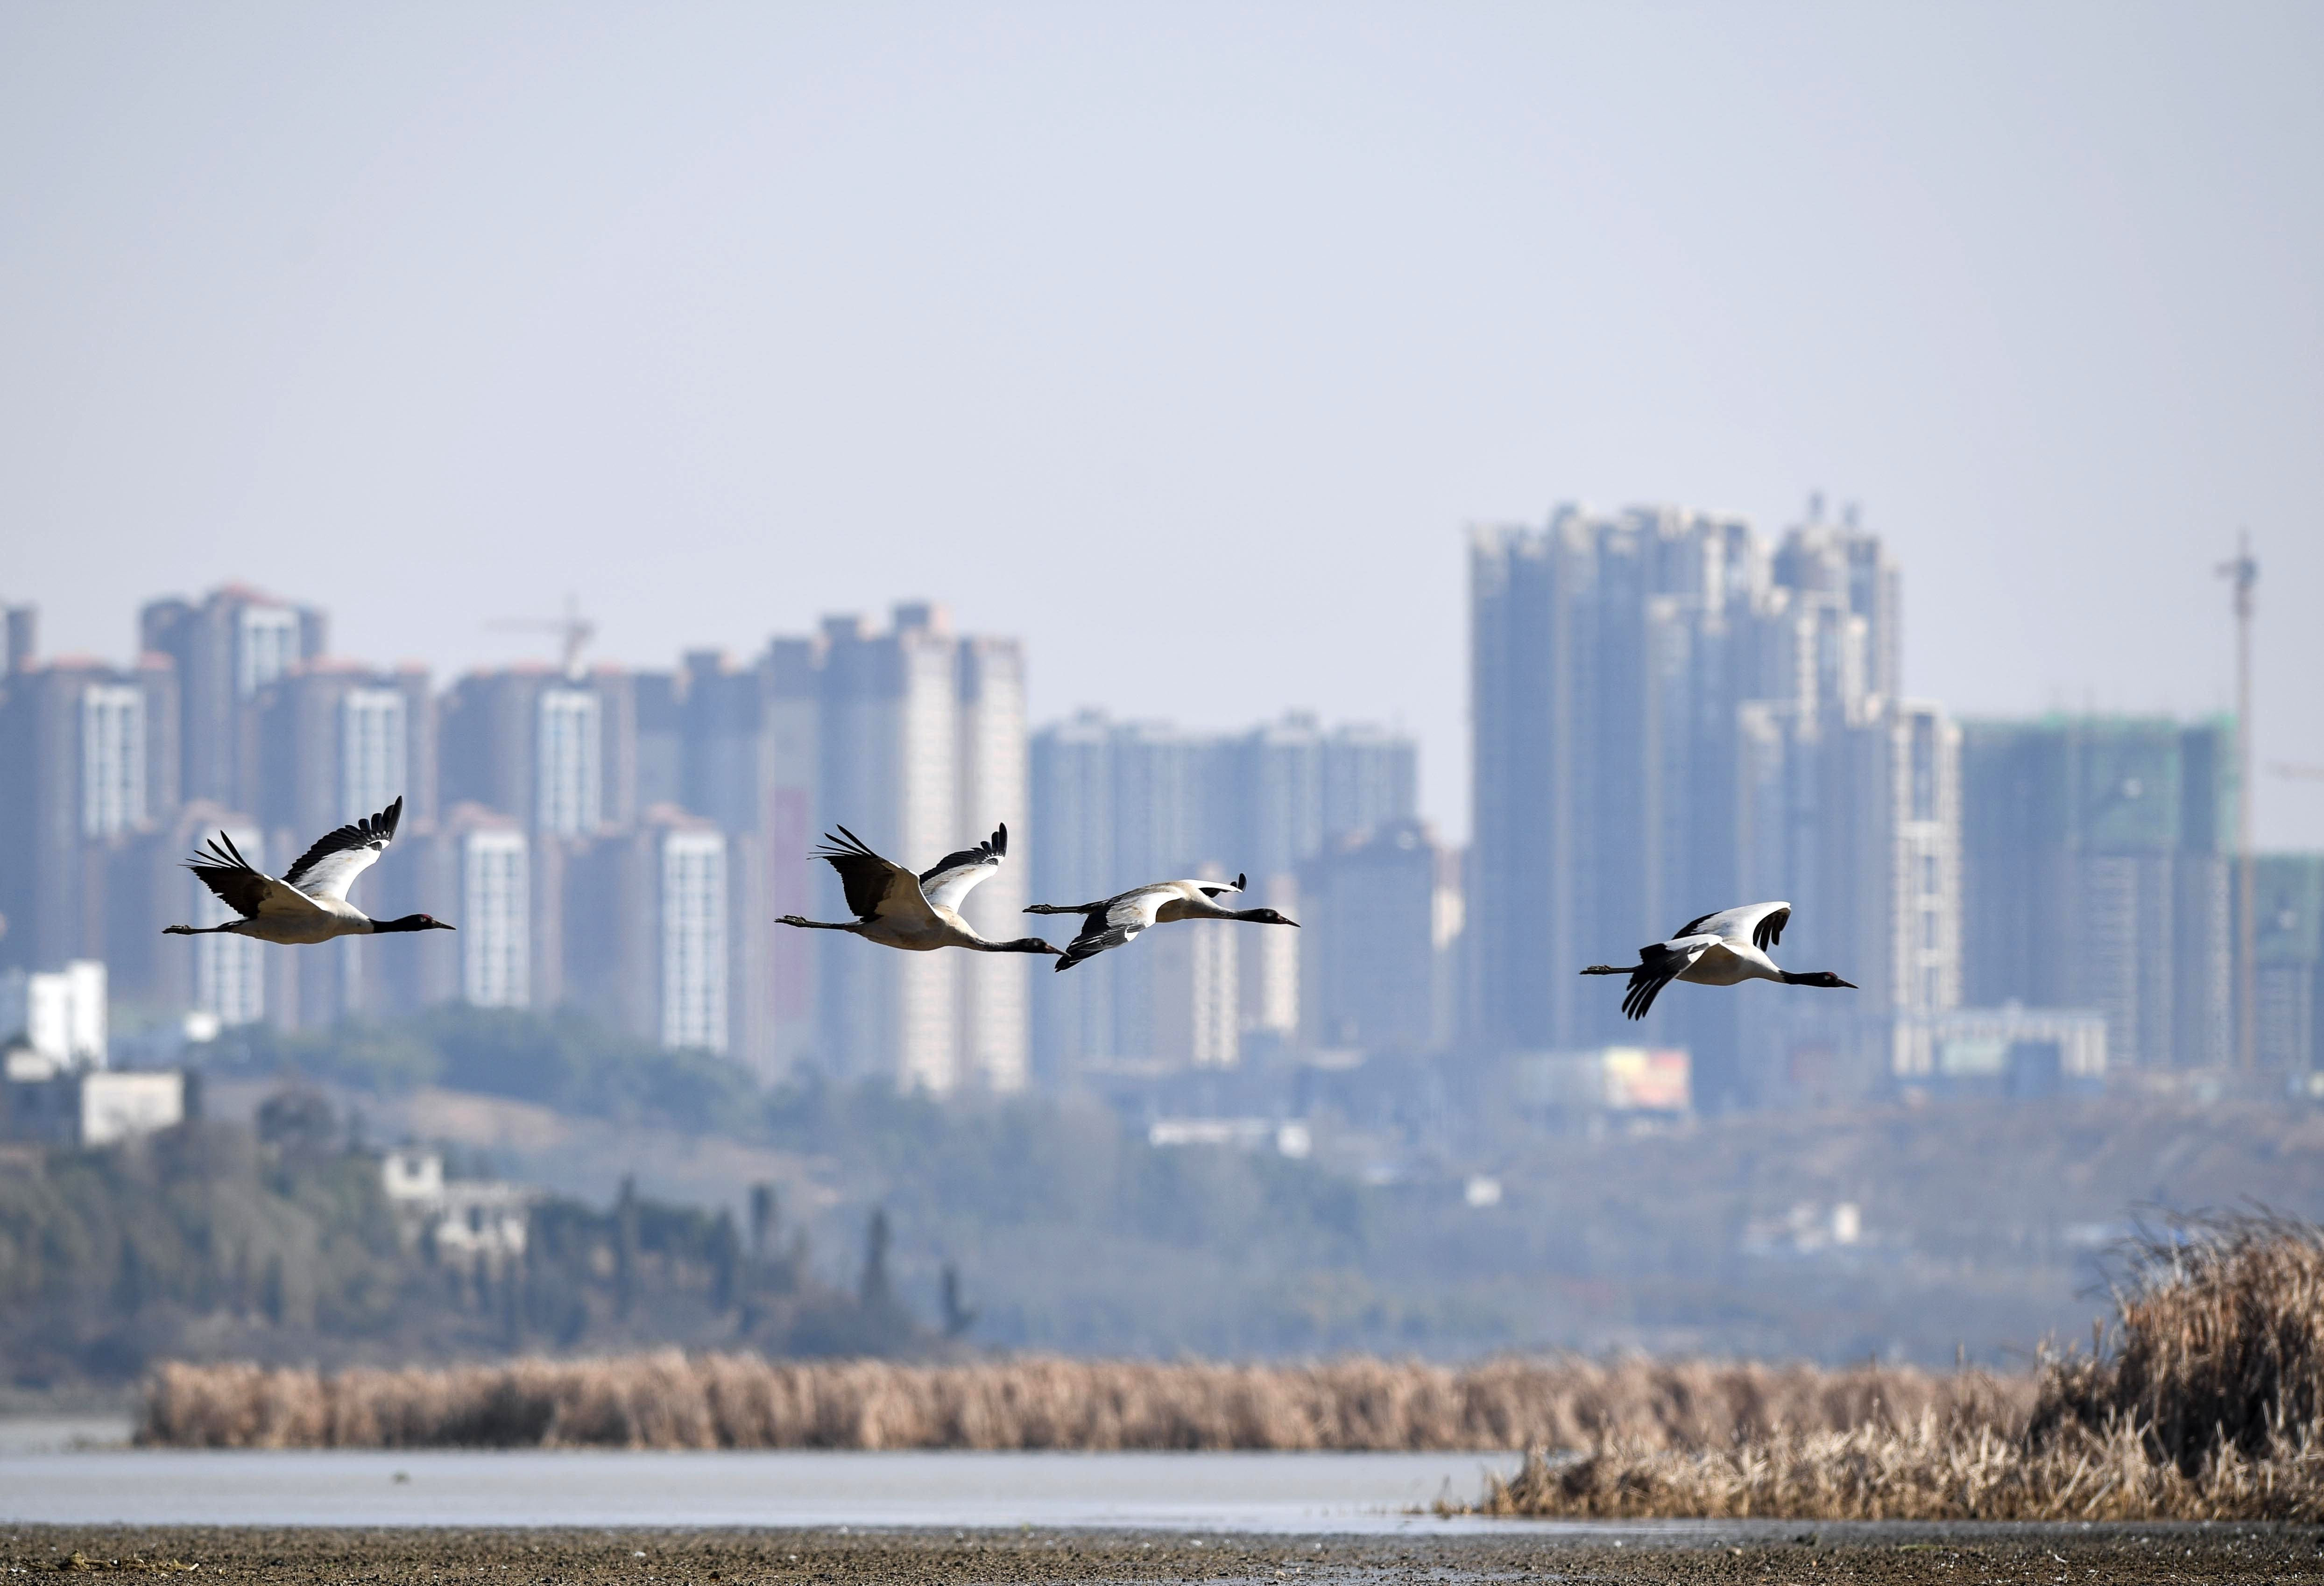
[2,1524,2319,1584]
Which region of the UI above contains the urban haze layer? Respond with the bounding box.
[0,502,2317,1374]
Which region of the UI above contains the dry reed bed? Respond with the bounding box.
[1471,1417,2324,1522]
[137,1353,2023,1452]
[1468,1212,2324,1521]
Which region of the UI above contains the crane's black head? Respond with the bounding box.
[1000,936,1064,955]
[377,913,457,933]
[1782,970,1854,989]
[1241,908,1299,927]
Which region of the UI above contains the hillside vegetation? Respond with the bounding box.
[63,1006,2324,1366]
[0,1104,941,1386]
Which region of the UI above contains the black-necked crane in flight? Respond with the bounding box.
[1026,873,1298,972]
[164,797,454,944]
[778,824,1061,957]
[1581,901,1853,1019]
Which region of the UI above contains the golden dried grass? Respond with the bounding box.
[1468,1212,2324,1521]
[2033,1211,2324,1468]
[1469,1416,2324,1522]
[136,1352,2021,1451]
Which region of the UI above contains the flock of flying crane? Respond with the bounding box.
[163,799,1856,1020]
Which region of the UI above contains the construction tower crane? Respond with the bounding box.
[490,594,595,679]
[2217,534,2258,1071]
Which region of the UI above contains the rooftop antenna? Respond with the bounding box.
[489,593,595,680]
[2216,533,2258,1071]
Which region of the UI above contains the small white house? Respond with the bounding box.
[77,1071,186,1145]
[381,1147,446,1203]
[0,961,107,1072]
[4,1068,184,1146]
[379,1149,535,1274]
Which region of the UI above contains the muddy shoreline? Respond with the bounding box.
[4,1523,2317,1582]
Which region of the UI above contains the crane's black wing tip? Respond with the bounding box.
[1619,967,1675,1020]
[1754,906,1791,952]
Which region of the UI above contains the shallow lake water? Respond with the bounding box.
[0,1425,1528,1533]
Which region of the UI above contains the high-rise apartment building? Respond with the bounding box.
[139,585,325,812]
[758,640,821,1075]
[1147,909,1240,1068]
[1772,503,1903,703]
[439,667,638,839]
[1735,697,1962,1087]
[3,606,34,680]
[1469,500,1939,1103]
[242,661,435,1029]
[679,650,765,834]
[1024,711,1119,1080]
[634,670,685,813]
[810,606,1028,1093]
[1858,703,1963,1023]
[366,803,533,1015]
[0,644,179,971]
[105,802,269,1029]
[453,818,531,1010]
[253,661,437,834]
[642,647,800,1078]
[1027,708,1419,1080]
[1298,818,1462,1053]
[562,809,732,1054]
[954,634,1031,1092]
[1961,716,2235,1069]
[2251,855,2323,1074]
[1221,714,1420,879]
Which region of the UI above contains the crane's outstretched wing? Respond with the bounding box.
[1670,900,1791,952]
[188,831,325,922]
[816,827,936,925]
[1196,872,1246,901]
[1054,885,1175,972]
[284,797,404,902]
[919,824,1008,912]
[1621,938,1712,1021]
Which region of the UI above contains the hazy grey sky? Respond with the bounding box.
[5,2,2319,845]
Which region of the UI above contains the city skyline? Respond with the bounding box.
[7,499,2309,1088]
[5,502,2303,855]
[2,579,1447,1091]
[4,5,2319,851]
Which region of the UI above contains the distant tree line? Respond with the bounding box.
[0,1090,951,1388]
